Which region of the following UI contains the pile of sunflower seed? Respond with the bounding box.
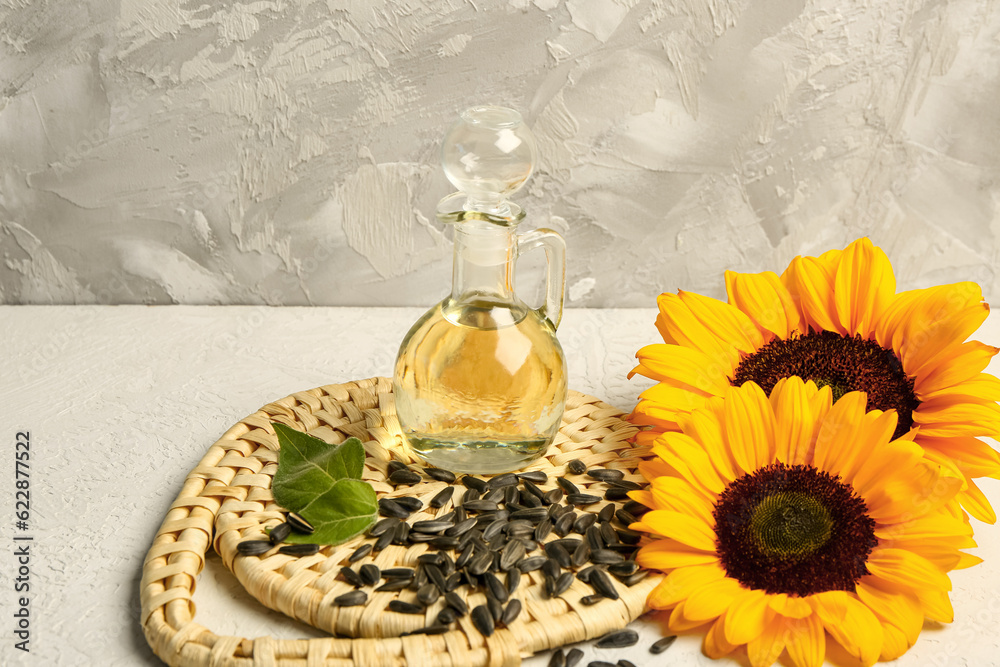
[545,631,677,667]
[238,458,651,640]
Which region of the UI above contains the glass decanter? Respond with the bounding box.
[393,105,567,474]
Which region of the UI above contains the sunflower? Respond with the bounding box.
[632,377,980,667]
[629,237,1000,522]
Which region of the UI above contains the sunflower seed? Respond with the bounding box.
[472,604,495,636]
[504,485,520,505]
[506,519,534,537]
[608,561,640,577]
[404,624,450,636]
[268,522,292,544]
[445,591,468,616]
[572,540,591,567]
[604,487,630,501]
[484,572,509,603]
[483,487,506,504]
[506,568,521,594]
[286,512,315,534]
[425,467,456,483]
[517,470,547,484]
[618,661,637,667]
[587,468,625,483]
[519,537,539,552]
[346,544,372,563]
[375,578,411,592]
[483,517,508,541]
[418,552,443,567]
[408,532,434,543]
[359,563,380,586]
[237,540,273,556]
[374,530,393,551]
[534,518,553,542]
[382,567,415,579]
[623,500,649,516]
[279,543,320,556]
[542,558,561,580]
[500,539,526,571]
[437,607,458,624]
[392,521,411,544]
[566,648,584,667]
[518,555,546,572]
[586,525,605,551]
[567,459,587,474]
[427,486,454,509]
[580,593,603,605]
[545,542,572,569]
[340,566,363,587]
[410,520,451,534]
[378,498,411,518]
[511,507,550,523]
[621,571,649,587]
[567,493,601,506]
[548,649,566,667]
[444,572,461,591]
[463,499,499,513]
[596,629,638,648]
[333,590,367,606]
[395,496,423,512]
[615,509,638,526]
[430,536,460,549]
[521,479,546,500]
[424,562,447,590]
[573,513,598,534]
[554,512,576,537]
[607,479,643,490]
[501,598,522,626]
[556,477,579,494]
[389,469,421,485]
[486,593,504,622]
[590,569,619,600]
[416,583,440,606]
[544,574,558,598]
[387,460,409,474]
[462,476,488,492]
[591,549,625,564]
[520,491,543,508]
[468,551,494,576]
[600,523,621,546]
[387,600,424,614]
[617,528,642,545]
[544,489,564,505]
[445,516,477,538]
[486,473,518,490]
[553,571,574,597]
[587,662,617,667]
[598,504,616,522]
[369,517,399,536]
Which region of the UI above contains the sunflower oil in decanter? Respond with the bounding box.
[394,295,566,474]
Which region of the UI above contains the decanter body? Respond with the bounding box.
[393,106,567,474]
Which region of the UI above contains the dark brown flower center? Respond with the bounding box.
[713,462,876,597]
[730,331,919,439]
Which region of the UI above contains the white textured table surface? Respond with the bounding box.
[1,305,998,667]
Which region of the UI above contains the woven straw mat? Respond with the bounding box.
[141,377,662,667]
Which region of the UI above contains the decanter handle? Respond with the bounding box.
[517,228,566,329]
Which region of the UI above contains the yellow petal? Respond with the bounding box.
[879,623,912,661]
[649,476,716,525]
[865,459,963,523]
[866,548,952,592]
[812,391,869,474]
[684,576,743,622]
[770,377,827,465]
[655,292,743,368]
[639,510,718,551]
[631,344,732,395]
[958,478,997,524]
[817,594,881,667]
[784,612,826,667]
[833,238,896,336]
[683,406,738,481]
[678,289,764,353]
[723,382,776,474]
[782,251,842,334]
[653,433,727,495]
[916,588,954,623]
[856,580,922,644]
[915,341,999,397]
[726,269,801,340]
[669,599,714,631]
[705,616,739,658]
[747,614,787,667]
[919,435,1000,477]
[636,538,719,570]
[767,593,813,619]
[723,588,771,645]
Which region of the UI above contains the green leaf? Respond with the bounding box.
[271,423,377,545]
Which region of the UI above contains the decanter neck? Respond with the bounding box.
[451,220,517,303]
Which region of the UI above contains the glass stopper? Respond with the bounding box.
[441,105,537,213]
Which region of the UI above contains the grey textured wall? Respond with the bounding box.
[1,0,998,307]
